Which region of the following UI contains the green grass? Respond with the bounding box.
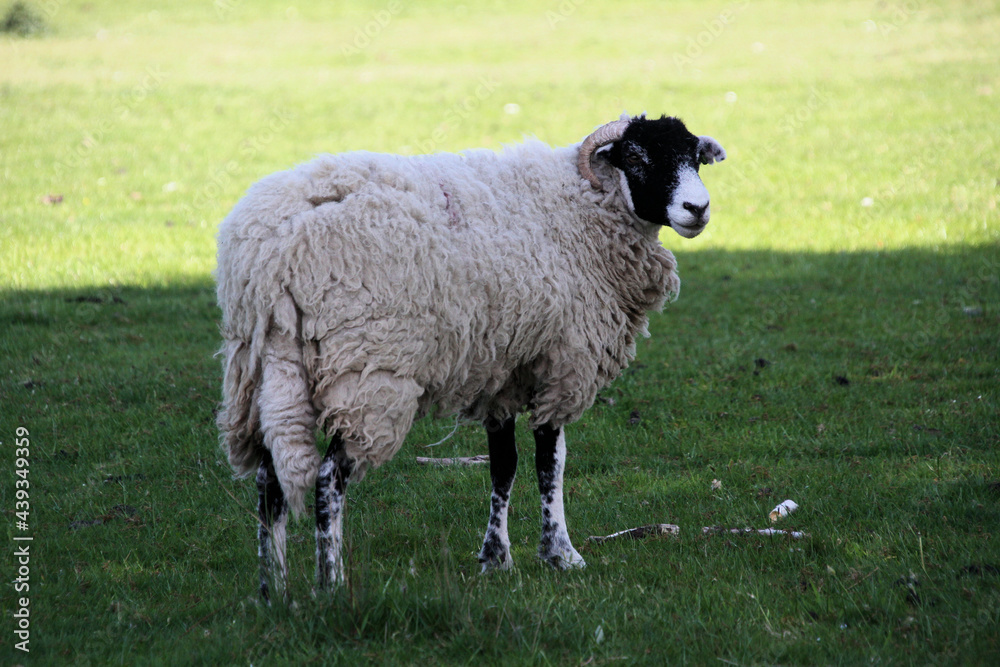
[1,0,999,664]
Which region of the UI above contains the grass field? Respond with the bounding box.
[1,0,999,664]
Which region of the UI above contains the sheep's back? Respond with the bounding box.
[218,150,569,419]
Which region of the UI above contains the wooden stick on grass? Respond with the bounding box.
[415,454,490,466]
[586,524,681,544]
[702,526,809,539]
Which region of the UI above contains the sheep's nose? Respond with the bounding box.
[683,201,709,219]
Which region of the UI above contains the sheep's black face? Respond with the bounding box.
[604,115,725,238]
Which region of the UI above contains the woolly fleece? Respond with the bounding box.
[216,140,680,513]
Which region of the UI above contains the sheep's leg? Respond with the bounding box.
[535,424,586,569]
[257,449,288,604]
[255,317,319,601]
[315,434,352,591]
[478,416,517,572]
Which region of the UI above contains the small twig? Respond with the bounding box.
[415,455,490,466]
[846,567,880,591]
[586,524,680,544]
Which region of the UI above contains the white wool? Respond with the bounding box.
[216,139,680,513]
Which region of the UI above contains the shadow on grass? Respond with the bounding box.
[1,244,996,459]
[0,245,997,664]
[2,243,996,385]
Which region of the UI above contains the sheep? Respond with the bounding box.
[215,113,726,601]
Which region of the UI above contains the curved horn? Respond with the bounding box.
[577,119,631,189]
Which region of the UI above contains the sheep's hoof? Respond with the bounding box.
[311,581,347,599]
[539,546,586,570]
[313,568,348,597]
[478,545,514,573]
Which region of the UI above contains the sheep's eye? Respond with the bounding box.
[625,153,642,166]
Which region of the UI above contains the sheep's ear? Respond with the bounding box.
[697,136,726,165]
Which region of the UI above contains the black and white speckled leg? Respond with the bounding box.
[535,424,585,569]
[257,449,288,604]
[478,416,517,572]
[315,434,352,591]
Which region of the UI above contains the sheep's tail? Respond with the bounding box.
[217,332,264,482]
[217,293,321,516]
